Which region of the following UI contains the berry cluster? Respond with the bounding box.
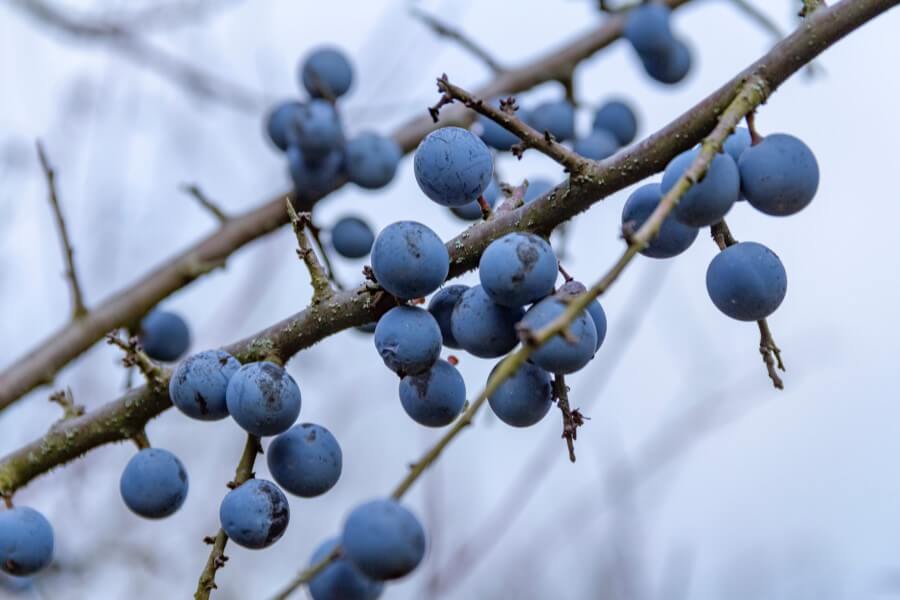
[624,1,692,84]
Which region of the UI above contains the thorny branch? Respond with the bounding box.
[37,141,87,319]
[553,374,584,463]
[105,333,165,391]
[285,199,334,303]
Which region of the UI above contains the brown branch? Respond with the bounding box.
[410,7,505,74]
[0,0,892,501]
[195,434,261,599]
[48,388,85,421]
[36,141,87,319]
[553,375,581,462]
[105,333,165,391]
[181,183,230,224]
[433,76,591,173]
[285,200,334,303]
[710,220,786,389]
[304,219,343,291]
[0,1,686,411]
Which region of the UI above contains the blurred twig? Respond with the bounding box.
[181,184,230,224]
[410,7,505,74]
[37,141,87,319]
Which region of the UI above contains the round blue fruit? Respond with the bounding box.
[450,180,499,221]
[706,241,787,321]
[267,423,342,498]
[119,448,189,519]
[373,306,442,376]
[342,499,426,581]
[344,133,401,190]
[331,216,375,259]
[479,232,558,307]
[288,147,343,196]
[526,100,575,141]
[140,309,191,362]
[0,508,53,576]
[477,101,522,151]
[586,299,608,351]
[661,148,739,227]
[723,127,752,163]
[592,100,638,145]
[288,100,343,160]
[450,285,524,358]
[301,46,353,99]
[219,479,290,549]
[371,221,449,299]
[520,297,597,374]
[487,360,552,427]
[624,2,675,55]
[399,359,466,427]
[226,362,302,437]
[266,101,303,152]
[414,126,493,207]
[523,178,555,204]
[573,129,620,160]
[621,182,699,259]
[308,537,384,600]
[427,284,469,349]
[738,133,819,216]
[641,38,692,85]
[169,349,240,421]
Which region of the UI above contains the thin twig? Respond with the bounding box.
[410,7,505,74]
[181,184,230,223]
[710,220,785,389]
[553,375,582,462]
[305,218,344,291]
[48,388,85,421]
[105,333,165,390]
[431,77,591,174]
[285,199,334,303]
[36,141,87,319]
[195,434,261,599]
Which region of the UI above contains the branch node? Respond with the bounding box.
[106,333,165,391]
[285,198,334,303]
[48,387,85,421]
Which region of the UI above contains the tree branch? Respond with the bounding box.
[410,7,505,74]
[105,333,165,391]
[0,1,692,411]
[36,141,87,319]
[553,374,583,463]
[285,199,334,303]
[181,183,230,224]
[1,0,893,501]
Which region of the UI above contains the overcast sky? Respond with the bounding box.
[2,0,900,598]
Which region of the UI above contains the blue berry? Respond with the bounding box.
[0,508,53,576]
[477,100,522,151]
[586,300,608,351]
[344,133,401,190]
[331,216,375,259]
[371,221,449,299]
[526,100,575,141]
[479,233,558,307]
[724,127,752,163]
[450,180,499,221]
[120,448,188,519]
[140,309,190,362]
[661,148,739,227]
[267,423,342,497]
[414,127,493,207]
[592,100,638,145]
[624,2,675,55]
[288,147,343,196]
[487,361,552,427]
[399,359,466,427]
[169,349,240,421]
[450,285,524,358]
[226,362,302,437]
[427,285,468,349]
[520,297,597,374]
[266,101,303,152]
[523,178,554,204]
[621,182,699,259]
[288,100,343,160]
[738,133,819,216]
[342,499,426,581]
[308,537,384,600]
[373,306,442,376]
[219,479,290,549]
[573,129,619,160]
[641,39,692,85]
[301,47,353,99]
[706,241,787,321]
